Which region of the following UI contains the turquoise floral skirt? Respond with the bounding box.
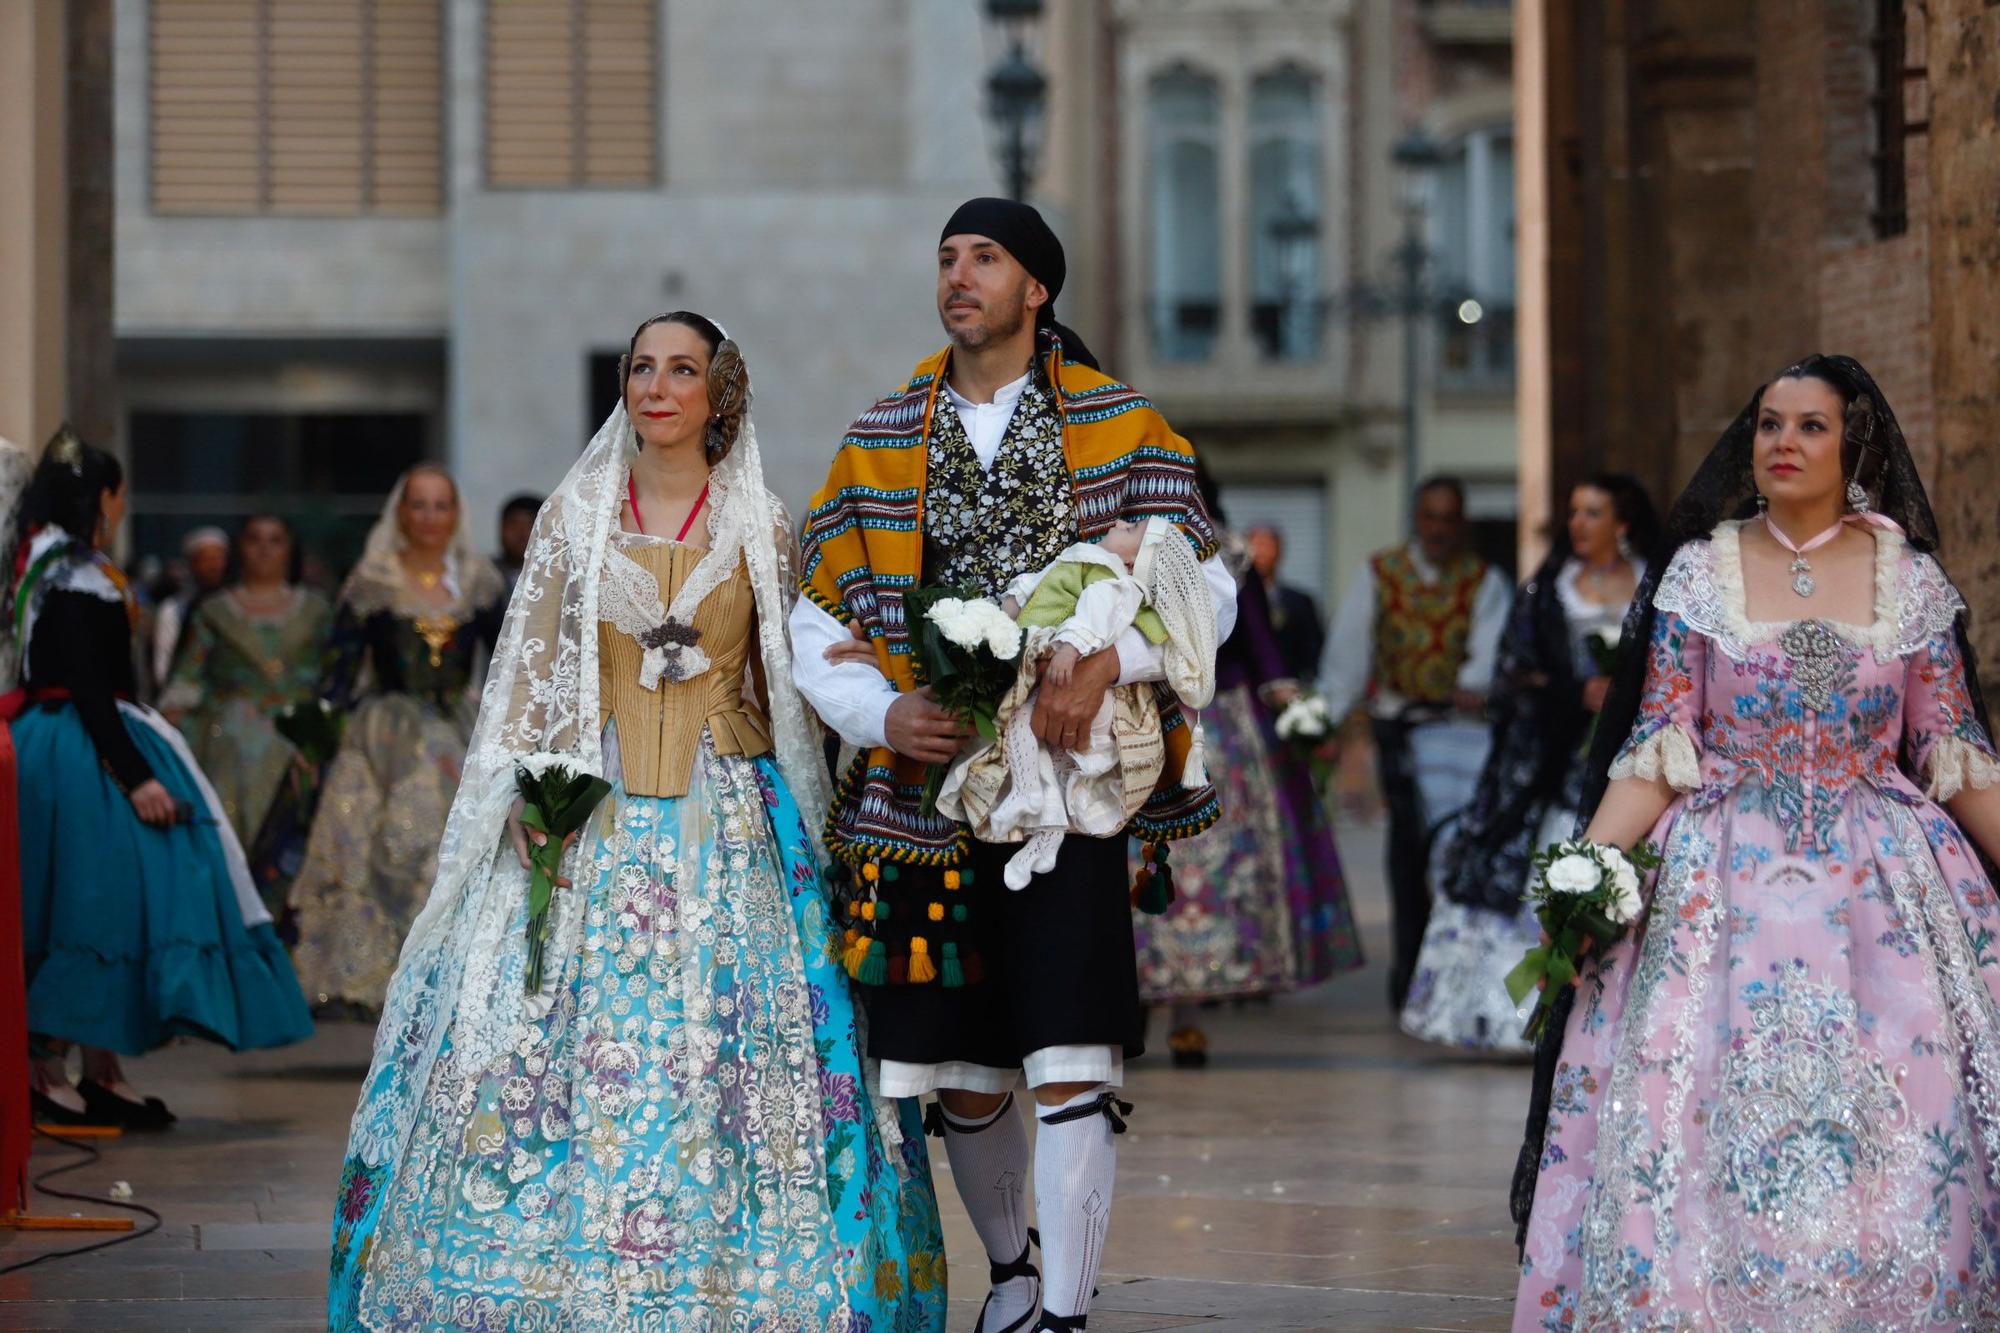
[328,741,947,1331]
[16,701,312,1056]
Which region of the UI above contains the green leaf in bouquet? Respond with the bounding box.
[1545,953,1576,991]
[1504,946,1550,1007]
[972,709,999,743]
[547,776,612,839]
[1579,911,1623,946]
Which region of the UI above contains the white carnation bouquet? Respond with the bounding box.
[1579,623,1624,753]
[1503,837,1662,1040]
[904,583,1024,814]
[1273,691,1333,743]
[1273,689,1338,790]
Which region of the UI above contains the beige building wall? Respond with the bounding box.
[0,1,69,452]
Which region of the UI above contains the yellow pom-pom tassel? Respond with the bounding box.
[862,861,881,883]
[861,901,877,922]
[907,936,938,984]
[927,901,944,922]
[847,900,861,919]
[943,869,962,891]
[843,933,873,978]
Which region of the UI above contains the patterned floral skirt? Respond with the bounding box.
[1515,782,2000,1329]
[328,741,947,1332]
[1399,804,1562,1054]
[290,693,470,1011]
[1131,685,1363,1003]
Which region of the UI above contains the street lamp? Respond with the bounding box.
[983,0,1047,200]
[1265,191,1320,359]
[1389,127,1444,526]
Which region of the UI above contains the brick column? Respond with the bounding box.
[1924,1,2000,673]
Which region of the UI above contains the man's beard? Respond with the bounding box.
[941,283,1030,350]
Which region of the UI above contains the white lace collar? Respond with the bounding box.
[1554,555,1645,624]
[1659,519,1962,663]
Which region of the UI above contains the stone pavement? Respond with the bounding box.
[0,819,1531,1331]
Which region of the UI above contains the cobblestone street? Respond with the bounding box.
[0,821,1528,1331]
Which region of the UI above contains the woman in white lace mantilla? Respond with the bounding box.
[1513,356,2000,1329]
[288,466,507,1014]
[327,314,946,1331]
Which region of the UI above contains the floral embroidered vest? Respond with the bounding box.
[922,374,1076,599]
[1370,546,1488,704]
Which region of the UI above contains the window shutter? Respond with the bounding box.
[487,0,657,188]
[150,0,442,215]
[268,1,367,213]
[371,0,446,212]
[151,0,265,214]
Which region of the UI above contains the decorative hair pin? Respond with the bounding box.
[44,423,86,477]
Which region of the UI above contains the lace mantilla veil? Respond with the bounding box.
[346,401,831,1167]
[342,466,501,613]
[1507,352,1994,1250]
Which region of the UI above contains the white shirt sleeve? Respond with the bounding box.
[787,596,899,751]
[1318,564,1377,721]
[1456,567,1515,696]
[1115,553,1238,685]
[153,600,185,687]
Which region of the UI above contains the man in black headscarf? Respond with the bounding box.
[792,197,1240,1332]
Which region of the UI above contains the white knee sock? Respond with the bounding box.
[1035,1085,1127,1321]
[940,1095,1039,1328]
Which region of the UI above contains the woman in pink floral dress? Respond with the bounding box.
[1511,355,2000,1329]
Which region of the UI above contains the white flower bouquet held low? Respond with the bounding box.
[1579,623,1624,754]
[1273,688,1340,790]
[1273,691,1334,743]
[1504,837,1662,1040]
[904,584,1024,814]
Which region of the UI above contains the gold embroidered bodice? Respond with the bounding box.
[598,541,771,798]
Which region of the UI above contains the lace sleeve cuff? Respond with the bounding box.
[1608,723,1701,793]
[1924,734,2000,802]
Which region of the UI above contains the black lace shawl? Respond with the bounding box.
[1436,545,1588,913]
[1506,353,1992,1250]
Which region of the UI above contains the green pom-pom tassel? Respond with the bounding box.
[959,867,976,886]
[940,942,965,989]
[1135,867,1173,916]
[883,863,901,882]
[858,939,888,986]
[874,901,892,922]
[951,904,968,923]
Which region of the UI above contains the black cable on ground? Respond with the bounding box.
[0,1127,164,1275]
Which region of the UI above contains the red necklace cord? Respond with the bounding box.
[628,475,710,544]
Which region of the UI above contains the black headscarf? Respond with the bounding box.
[1507,353,1990,1251]
[940,196,1100,372]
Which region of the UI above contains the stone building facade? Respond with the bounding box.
[1036,0,1522,604]
[104,0,996,565]
[1520,0,2000,658]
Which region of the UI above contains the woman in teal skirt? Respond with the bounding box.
[9,429,311,1128]
[328,315,945,1330]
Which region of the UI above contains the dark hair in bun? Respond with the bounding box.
[621,311,751,463]
[22,425,124,547]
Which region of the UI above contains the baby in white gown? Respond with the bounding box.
[939,517,1215,888]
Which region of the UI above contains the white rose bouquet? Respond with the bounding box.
[905,583,1024,814]
[1503,837,1662,1040]
[1273,690,1338,790]
[1579,623,1623,754]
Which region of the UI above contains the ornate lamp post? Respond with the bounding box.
[984,0,1047,200]
[1265,191,1320,359]
[1389,127,1444,522]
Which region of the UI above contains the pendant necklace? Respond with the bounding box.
[1761,513,1848,599]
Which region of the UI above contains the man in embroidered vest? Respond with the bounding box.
[1318,476,1510,1009]
[793,198,1237,1333]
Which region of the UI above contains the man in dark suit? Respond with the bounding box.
[1246,524,1324,682]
